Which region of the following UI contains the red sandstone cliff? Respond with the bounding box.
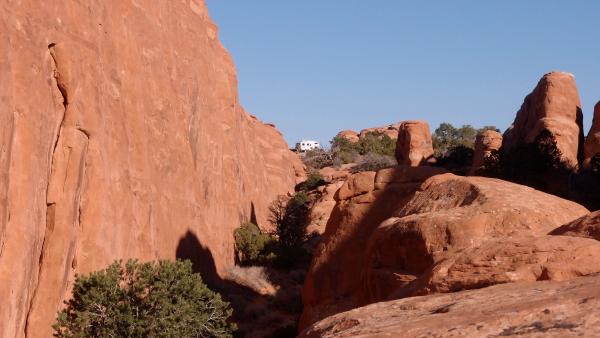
[0,1,301,337]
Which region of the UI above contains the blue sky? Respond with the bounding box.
[206,1,600,147]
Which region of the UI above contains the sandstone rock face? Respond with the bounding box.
[0,1,298,337]
[299,275,600,338]
[395,120,434,166]
[300,166,449,329]
[359,123,401,139]
[300,173,588,329]
[470,129,502,174]
[584,101,600,168]
[306,181,344,235]
[335,130,360,143]
[366,235,600,302]
[503,72,584,168]
[319,165,352,182]
[550,209,600,241]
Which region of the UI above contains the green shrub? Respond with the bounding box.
[53,260,235,338]
[234,223,275,266]
[269,193,310,249]
[357,132,396,157]
[297,171,326,192]
[330,132,396,165]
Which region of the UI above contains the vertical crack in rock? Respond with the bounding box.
[24,43,89,338]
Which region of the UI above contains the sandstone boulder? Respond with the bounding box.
[584,101,600,168]
[0,2,298,337]
[335,171,376,201]
[335,130,360,143]
[299,275,600,338]
[300,173,588,329]
[550,209,600,241]
[395,120,434,166]
[470,129,502,174]
[503,72,584,168]
[365,235,600,302]
[319,165,352,183]
[359,123,401,139]
[306,181,345,235]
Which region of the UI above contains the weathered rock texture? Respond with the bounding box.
[359,123,401,139]
[299,275,600,338]
[395,120,434,166]
[300,173,588,329]
[503,71,584,168]
[335,130,360,143]
[583,101,600,168]
[551,209,600,241]
[306,181,344,235]
[470,129,502,174]
[0,1,299,337]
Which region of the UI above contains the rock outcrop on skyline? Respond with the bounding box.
[584,101,600,168]
[470,129,502,174]
[335,130,360,143]
[0,1,299,337]
[395,120,435,166]
[299,274,600,338]
[300,172,589,330]
[502,71,584,168]
[358,123,401,139]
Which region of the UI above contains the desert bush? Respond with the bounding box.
[296,171,326,192]
[351,153,397,173]
[432,123,499,157]
[53,260,235,338]
[234,223,275,266]
[301,149,333,170]
[357,132,396,157]
[330,136,360,165]
[224,265,276,296]
[268,193,312,268]
[330,131,396,165]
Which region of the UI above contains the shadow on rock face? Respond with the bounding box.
[176,230,219,284]
[175,230,304,338]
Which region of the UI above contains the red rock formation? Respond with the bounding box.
[470,129,502,174]
[300,173,588,329]
[550,209,600,241]
[584,101,600,168]
[358,123,401,139]
[503,72,584,168]
[306,181,344,235]
[299,274,600,338]
[395,120,434,166]
[335,130,360,143]
[0,1,299,337]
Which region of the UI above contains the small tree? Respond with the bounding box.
[53,260,235,338]
[234,223,274,265]
[297,171,326,192]
[268,193,310,249]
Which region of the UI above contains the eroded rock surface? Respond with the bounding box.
[551,209,600,241]
[300,275,600,338]
[359,123,401,139]
[470,129,502,174]
[395,120,434,166]
[0,1,298,337]
[503,71,584,168]
[300,173,588,329]
[335,130,360,143]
